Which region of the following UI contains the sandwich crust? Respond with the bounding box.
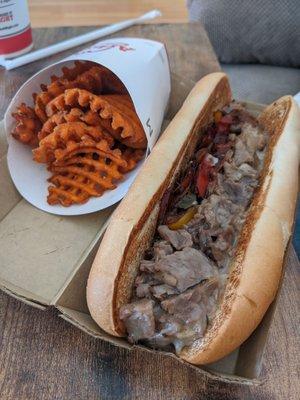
[87,74,300,364]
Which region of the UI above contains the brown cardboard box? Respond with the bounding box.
[0,98,288,385]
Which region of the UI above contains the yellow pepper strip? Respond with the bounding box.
[168,207,197,230]
[214,110,223,123]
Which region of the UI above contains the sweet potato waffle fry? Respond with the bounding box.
[53,137,124,164]
[46,89,147,149]
[11,61,147,207]
[47,139,128,206]
[34,65,106,122]
[33,61,93,122]
[52,138,145,174]
[11,104,42,147]
[39,108,103,140]
[46,135,144,206]
[119,148,145,173]
[33,122,114,163]
[54,154,124,181]
[60,61,94,81]
[101,67,128,95]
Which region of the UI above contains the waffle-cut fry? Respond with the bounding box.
[34,65,106,122]
[52,142,142,177]
[46,89,147,149]
[53,154,124,181]
[48,184,90,206]
[47,172,102,206]
[38,111,69,141]
[34,91,57,122]
[47,142,129,206]
[42,61,94,90]
[43,63,126,95]
[39,108,103,140]
[33,122,114,163]
[101,67,128,94]
[61,61,94,81]
[120,148,145,173]
[11,103,42,147]
[51,164,116,190]
[53,137,126,166]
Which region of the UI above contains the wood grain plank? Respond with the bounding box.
[28,0,188,28]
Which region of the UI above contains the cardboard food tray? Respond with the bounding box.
[0,99,287,385]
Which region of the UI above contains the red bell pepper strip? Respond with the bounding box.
[196,154,218,198]
[220,114,233,125]
[216,114,233,135]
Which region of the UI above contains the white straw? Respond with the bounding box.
[0,9,161,70]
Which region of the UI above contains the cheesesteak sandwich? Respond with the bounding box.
[87,73,300,364]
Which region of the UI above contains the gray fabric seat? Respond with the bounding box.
[221,64,300,104]
[187,0,300,67]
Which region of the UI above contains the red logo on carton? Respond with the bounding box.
[78,42,135,55]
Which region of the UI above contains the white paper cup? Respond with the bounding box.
[5,38,171,216]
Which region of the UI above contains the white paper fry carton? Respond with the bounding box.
[4,37,171,216]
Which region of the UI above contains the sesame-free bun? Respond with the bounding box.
[87,73,300,364]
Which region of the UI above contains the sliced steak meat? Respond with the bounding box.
[199,278,220,318]
[153,279,220,351]
[230,108,258,127]
[121,102,269,354]
[234,123,266,166]
[194,228,213,253]
[224,161,243,181]
[161,286,207,324]
[241,124,266,153]
[186,212,204,238]
[210,227,234,265]
[224,161,258,182]
[153,240,173,261]
[154,247,216,292]
[120,299,155,342]
[216,174,256,207]
[220,178,254,207]
[200,195,220,228]
[160,299,207,338]
[146,332,174,349]
[158,225,193,250]
[158,303,207,352]
[136,283,151,298]
[140,260,156,273]
[201,192,242,230]
[239,163,258,179]
[215,197,240,227]
[161,278,218,319]
[135,273,160,298]
[234,138,253,166]
[135,273,150,285]
[233,212,247,232]
[151,284,179,300]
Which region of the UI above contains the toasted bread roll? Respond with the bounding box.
[87,72,300,364]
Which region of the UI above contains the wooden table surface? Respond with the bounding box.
[0,24,299,400]
[28,0,188,28]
